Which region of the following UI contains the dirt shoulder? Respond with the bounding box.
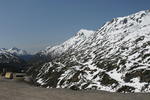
[0,79,150,100]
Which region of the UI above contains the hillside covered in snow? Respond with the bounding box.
[28,10,150,93]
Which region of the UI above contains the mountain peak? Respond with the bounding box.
[96,9,150,38]
[76,29,95,37]
[39,29,95,56]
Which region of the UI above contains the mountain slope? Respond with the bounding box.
[29,10,150,93]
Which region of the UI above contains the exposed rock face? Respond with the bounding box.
[29,10,150,93]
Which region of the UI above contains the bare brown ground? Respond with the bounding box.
[0,79,150,100]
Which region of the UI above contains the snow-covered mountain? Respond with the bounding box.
[0,47,33,61]
[38,29,95,57]
[29,29,94,63]
[0,51,20,63]
[28,10,150,93]
[0,49,27,72]
[0,47,28,56]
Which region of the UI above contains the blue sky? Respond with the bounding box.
[0,0,150,53]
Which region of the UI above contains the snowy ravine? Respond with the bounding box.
[29,10,150,93]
